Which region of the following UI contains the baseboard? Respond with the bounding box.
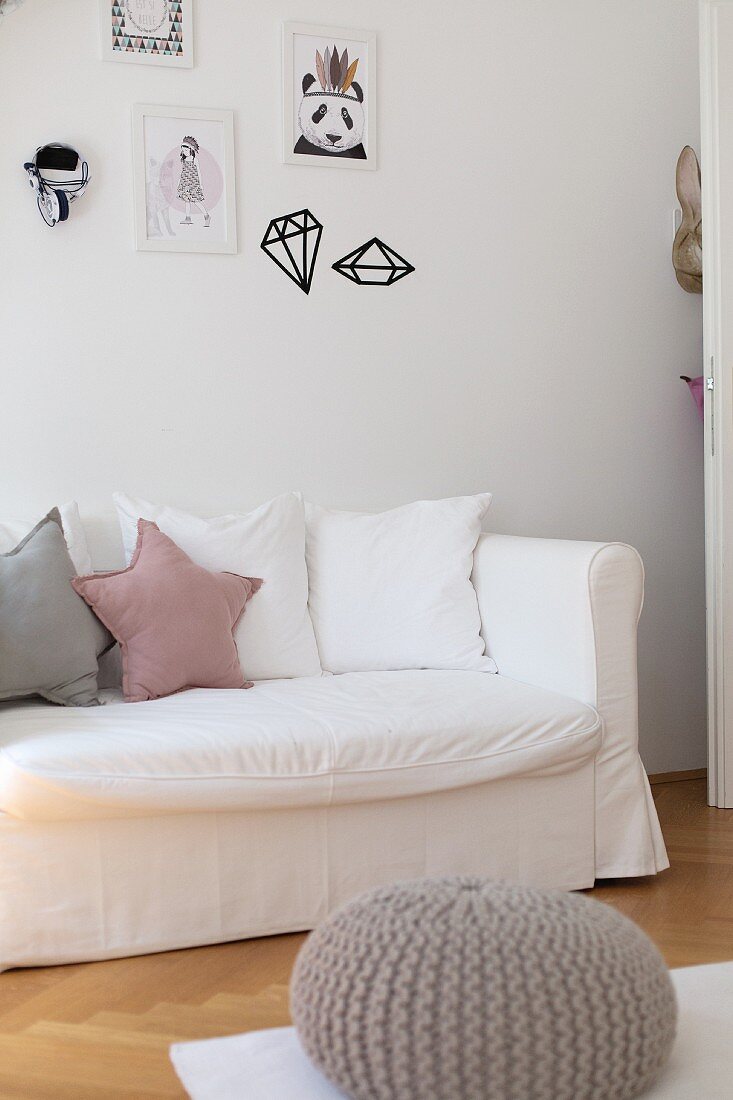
[648,768,707,786]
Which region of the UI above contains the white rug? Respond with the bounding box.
[170,962,733,1099]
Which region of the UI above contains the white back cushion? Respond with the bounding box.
[114,492,321,682]
[305,495,497,674]
[0,501,92,575]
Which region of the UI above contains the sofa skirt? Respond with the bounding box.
[0,762,595,971]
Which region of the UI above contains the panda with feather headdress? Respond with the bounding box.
[294,45,366,159]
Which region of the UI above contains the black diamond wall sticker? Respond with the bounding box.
[261,209,323,294]
[332,238,415,286]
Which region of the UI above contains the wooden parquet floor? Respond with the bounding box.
[0,778,731,1099]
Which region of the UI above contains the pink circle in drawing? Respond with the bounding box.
[160,146,225,213]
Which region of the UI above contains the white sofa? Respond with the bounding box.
[0,534,668,972]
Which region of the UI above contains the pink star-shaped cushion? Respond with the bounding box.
[72,520,262,702]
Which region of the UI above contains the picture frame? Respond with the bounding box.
[283,21,377,171]
[132,104,237,254]
[99,0,194,68]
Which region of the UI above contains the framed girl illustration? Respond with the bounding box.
[132,104,237,254]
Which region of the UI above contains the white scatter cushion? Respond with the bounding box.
[0,501,92,575]
[305,495,497,674]
[114,492,322,681]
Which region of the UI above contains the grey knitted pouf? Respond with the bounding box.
[290,877,677,1100]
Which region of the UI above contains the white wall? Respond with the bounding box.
[0,0,704,772]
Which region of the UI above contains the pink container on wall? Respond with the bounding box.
[681,376,704,421]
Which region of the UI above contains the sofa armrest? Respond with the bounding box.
[472,534,643,707]
[472,534,668,878]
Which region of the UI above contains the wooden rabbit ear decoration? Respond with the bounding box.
[673,146,702,294]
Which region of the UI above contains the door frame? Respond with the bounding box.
[701,0,732,806]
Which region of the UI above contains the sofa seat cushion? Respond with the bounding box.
[0,671,602,822]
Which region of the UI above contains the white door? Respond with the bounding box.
[701,0,733,805]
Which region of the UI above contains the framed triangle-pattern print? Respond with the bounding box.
[99,0,193,68]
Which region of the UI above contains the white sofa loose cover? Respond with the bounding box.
[0,673,600,820]
[0,533,668,971]
[471,534,667,879]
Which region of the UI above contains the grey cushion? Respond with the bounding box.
[291,877,678,1100]
[0,509,110,707]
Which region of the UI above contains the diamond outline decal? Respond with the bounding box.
[260,209,323,295]
[332,237,415,286]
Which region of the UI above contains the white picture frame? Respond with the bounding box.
[99,0,194,68]
[283,21,377,171]
[132,104,237,254]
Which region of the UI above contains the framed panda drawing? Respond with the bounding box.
[283,22,376,171]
